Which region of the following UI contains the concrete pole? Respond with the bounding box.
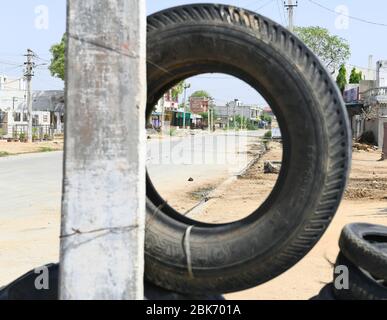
[288,0,294,32]
[209,107,211,132]
[226,103,230,131]
[285,0,297,32]
[212,108,214,131]
[60,0,146,300]
[25,49,34,143]
[161,95,165,136]
[182,83,190,129]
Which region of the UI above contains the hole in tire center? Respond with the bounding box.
[146,73,283,224]
[363,234,387,245]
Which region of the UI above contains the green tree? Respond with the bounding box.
[191,90,212,99]
[260,114,272,124]
[171,81,185,100]
[49,35,66,81]
[336,64,347,92]
[294,26,350,74]
[349,68,363,84]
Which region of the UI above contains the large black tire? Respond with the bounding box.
[310,284,336,300]
[0,264,222,301]
[145,4,351,294]
[333,253,387,300]
[0,264,59,300]
[339,223,387,280]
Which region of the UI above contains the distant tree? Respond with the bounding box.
[336,64,347,92]
[49,35,66,81]
[349,68,363,84]
[191,90,212,99]
[260,114,272,124]
[295,26,350,74]
[171,81,185,100]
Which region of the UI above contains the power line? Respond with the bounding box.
[308,0,387,27]
[254,0,275,11]
[279,0,288,25]
[244,0,266,9]
[0,65,24,74]
[0,60,22,66]
[276,0,285,25]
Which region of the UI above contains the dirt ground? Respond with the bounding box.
[0,138,63,156]
[159,140,387,299]
[225,143,387,300]
[0,140,386,300]
[0,211,60,286]
[187,141,282,223]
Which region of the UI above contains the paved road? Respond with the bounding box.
[147,131,265,191]
[0,152,63,220]
[0,130,265,220]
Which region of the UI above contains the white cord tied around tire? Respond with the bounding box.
[183,225,195,279]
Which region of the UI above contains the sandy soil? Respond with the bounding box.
[345,148,387,201]
[225,144,387,300]
[159,141,387,299]
[0,138,63,156]
[187,142,282,223]
[0,211,60,286]
[0,140,386,300]
[227,200,387,300]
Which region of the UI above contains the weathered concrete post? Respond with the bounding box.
[60,0,146,300]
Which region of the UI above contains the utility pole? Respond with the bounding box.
[24,49,35,143]
[161,94,165,136]
[233,104,236,131]
[284,0,298,32]
[61,0,146,300]
[212,106,215,132]
[226,103,230,131]
[240,105,244,131]
[208,107,211,133]
[12,97,18,111]
[182,83,191,129]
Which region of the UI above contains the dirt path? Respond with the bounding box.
[187,141,281,223]
[0,138,63,156]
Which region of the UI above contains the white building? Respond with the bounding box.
[344,60,387,148]
[0,75,64,139]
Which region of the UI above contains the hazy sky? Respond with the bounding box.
[0,0,386,105]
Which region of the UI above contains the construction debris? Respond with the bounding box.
[264,161,282,174]
[353,142,378,152]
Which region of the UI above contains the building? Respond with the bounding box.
[154,90,179,114]
[189,96,210,114]
[213,100,262,128]
[0,76,64,139]
[262,107,275,118]
[151,91,180,129]
[344,60,387,148]
[0,75,27,112]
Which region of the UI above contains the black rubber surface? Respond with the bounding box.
[145,3,351,294]
[0,264,223,300]
[310,283,336,300]
[333,253,387,300]
[339,223,387,280]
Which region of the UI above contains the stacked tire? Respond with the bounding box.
[313,223,387,300]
